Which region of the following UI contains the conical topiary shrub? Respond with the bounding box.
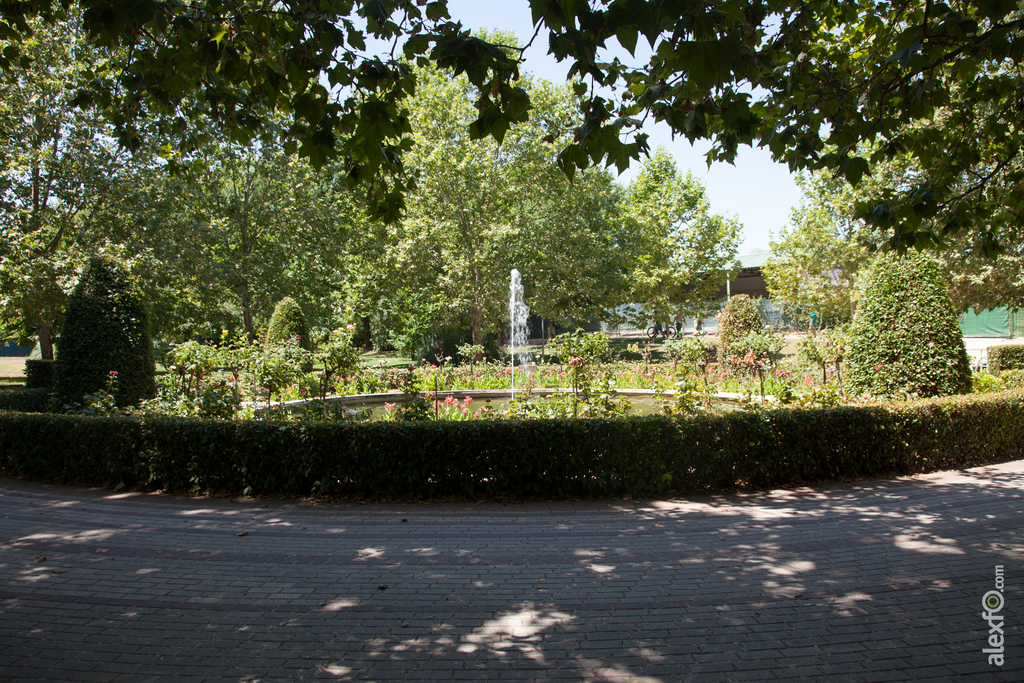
[845,250,971,398]
[265,296,311,351]
[53,256,156,408]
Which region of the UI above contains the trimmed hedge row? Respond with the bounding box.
[0,388,52,413]
[989,344,1024,374]
[1,391,1022,499]
[24,359,55,389]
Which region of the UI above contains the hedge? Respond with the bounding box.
[24,359,55,389]
[1,391,1022,499]
[989,344,1024,374]
[0,388,52,413]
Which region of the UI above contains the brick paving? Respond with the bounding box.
[1,461,1022,682]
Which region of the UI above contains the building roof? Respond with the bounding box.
[738,252,771,269]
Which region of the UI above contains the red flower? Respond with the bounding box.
[873,364,883,372]
[108,371,118,376]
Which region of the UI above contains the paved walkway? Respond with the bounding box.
[1,462,1022,682]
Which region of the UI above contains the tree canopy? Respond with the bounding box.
[2,1,1020,248]
[624,148,740,322]
[762,172,870,323]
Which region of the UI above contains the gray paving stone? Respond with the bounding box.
[2,459,1024,680]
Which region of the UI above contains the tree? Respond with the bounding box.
[763,172,871,323]
[852,153,1024,312]
[129,138,361,342]
[513,167,640,327]
[3,2,1020,251]
[623,148,740,324]
[391,55,642,348]
[766,153,1024,317]
[0,14,148,358]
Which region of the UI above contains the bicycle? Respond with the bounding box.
[645,323,679,339]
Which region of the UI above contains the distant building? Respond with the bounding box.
[717,252,771,300]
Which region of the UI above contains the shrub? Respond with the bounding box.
[167,340,220,397]
[717,295,764,346]
[52,256,156,409]
[414,327,500,365]
[717,294,764,368]
[972,372,1003,394]
[24,359,56,389]
[1,391,1021,499]
[666,337,715,386]
[319,328,362,397]
[265,297,311,351]
[845,251,971,398]
[0,387,51,412]
[1001,369,1024,390]
[988,344,1024,374]
[414,326,470,365]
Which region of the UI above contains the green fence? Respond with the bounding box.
[960,308,1012,337]
[1011,309,1024,337]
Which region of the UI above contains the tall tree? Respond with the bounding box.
[762,172,871,322]
[623,149,741,324]
[393,56,640,346]
[176,141,360,341]
[0,15,147,358]
[767,154,1024,317]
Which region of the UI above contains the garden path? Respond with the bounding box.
[1,461,1022,681]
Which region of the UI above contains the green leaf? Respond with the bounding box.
[617,25,638,56]
[211,25,228,47]
[675,37,743,91]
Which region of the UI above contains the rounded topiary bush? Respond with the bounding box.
[717,294,764,366]
[718,295,764,345]
[265,297,311,351]
[53,256,156,408]
[845,251,971,398]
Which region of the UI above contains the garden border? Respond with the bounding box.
[2,390,1022,500]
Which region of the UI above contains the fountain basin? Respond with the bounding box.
[253,388,755,417]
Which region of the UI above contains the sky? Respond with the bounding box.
[443,0,802,255]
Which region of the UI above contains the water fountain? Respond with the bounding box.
[509,269,533,397]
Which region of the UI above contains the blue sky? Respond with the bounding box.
[445,0,802,255]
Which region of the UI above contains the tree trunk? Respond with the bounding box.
[470,302,484,362]
[37,324,53,361]
[362,316,373,351]
[470,264,483,361]
[241,290,255,343]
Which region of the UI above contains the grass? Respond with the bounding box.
[0,357,26,380]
